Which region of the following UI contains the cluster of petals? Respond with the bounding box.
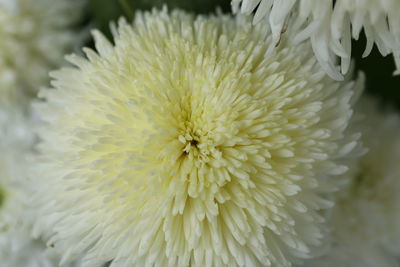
[232,0,400,79]
[32,8,364,267]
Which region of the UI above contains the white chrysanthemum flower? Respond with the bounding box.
[33,9,362,267]
[302,96,400,267]
[232,0,400,79]
[0,0,83,99]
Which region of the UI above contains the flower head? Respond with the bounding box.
[0,0,83,100]
[232,0,400,79]
[303,96,400,267]
[33,8,361,267]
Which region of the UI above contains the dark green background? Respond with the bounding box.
[86,0,399,109]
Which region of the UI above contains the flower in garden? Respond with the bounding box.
[232,0,400,79]
[33,8,363,267]
[303,96,400,267]
[0,0,83,99]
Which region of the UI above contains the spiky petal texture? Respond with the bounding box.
[0,0,83,99]
[331,0,400,76]
[33,9,362,267]
[302,96,400,267]
[231,0,400,79]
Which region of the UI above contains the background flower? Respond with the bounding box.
[33,8,362,267]
[0,0,84,100]
[0,106,89,267]
[0,107,51,266]
[301,96,400,267]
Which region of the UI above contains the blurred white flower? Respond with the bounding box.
[302,96,400,267]
[0,107,51,266]
[0,0,84,100]
[33,9,362,267]
[232,0,400,79]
